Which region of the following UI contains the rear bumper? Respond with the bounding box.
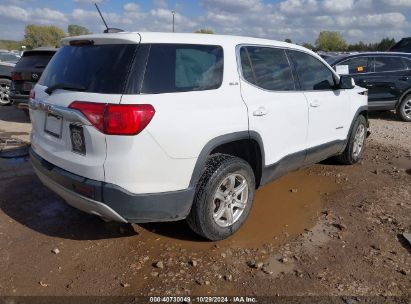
[30,148,195,223]
[10,93,29,108]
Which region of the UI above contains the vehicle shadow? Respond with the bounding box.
[138,221,208,243]
[0,173,137,241]
[0,105,30,123]
[368,110,398,122]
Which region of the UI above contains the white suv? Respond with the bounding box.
[29,32,368,240]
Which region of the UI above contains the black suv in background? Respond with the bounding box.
[389,38,411,53]
[327,52,411,121]
[10,48,56,114]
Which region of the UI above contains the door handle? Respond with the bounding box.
[310,100,321,108]
[253,107,269,116]
[399,76,409,81]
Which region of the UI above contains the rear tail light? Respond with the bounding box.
[69,101,155,136]
[11,72,22,81]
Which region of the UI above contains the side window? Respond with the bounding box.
[141,44,223,94]
[240,46,295,91]
[374,57,406,72]
[339,57,371,74]
[288,50,335,91]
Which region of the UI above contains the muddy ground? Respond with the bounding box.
[0,106,410,299]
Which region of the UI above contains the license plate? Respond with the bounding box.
[23,82,33,92]
[70,124,86,155]
[44,113,63,138]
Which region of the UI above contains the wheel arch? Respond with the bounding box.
[340,105,369,153]
[189,131,265,189]
[398,88,411,107]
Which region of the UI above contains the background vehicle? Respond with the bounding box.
[389,37,411,53]
[10,48,57,114]
[0,51,20,105]
[328,52,411,121]
[30,33,368,240]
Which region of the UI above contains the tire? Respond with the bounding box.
[187,154,255,241]
[22,108,30,117]
[337,115,367,165]
[0,78,11,106]
[396,95,411,122]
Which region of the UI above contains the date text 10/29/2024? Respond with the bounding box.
[149,296,257,303]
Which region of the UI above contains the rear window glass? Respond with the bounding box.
[374,57,406,72]
[39,44,137,94]
[141,44,223,94]
[15,54,54,69]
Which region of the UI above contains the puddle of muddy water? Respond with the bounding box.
[137,169,339,249]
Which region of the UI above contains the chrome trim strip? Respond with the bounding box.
[29,99,91,125]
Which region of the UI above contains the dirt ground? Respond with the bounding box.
[0,105,410,300]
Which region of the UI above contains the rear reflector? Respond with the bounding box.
[69,101,155,135]
[11,72,22,81]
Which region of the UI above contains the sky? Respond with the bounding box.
[0,0,410,44]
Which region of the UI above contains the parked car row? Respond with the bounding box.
[0,51,20,105]
[0,48,56,114]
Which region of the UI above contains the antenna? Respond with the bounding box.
[94,2,124,33]
[95,3,109,32]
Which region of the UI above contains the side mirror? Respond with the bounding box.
[339,75,355,89]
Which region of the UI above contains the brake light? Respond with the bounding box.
[69,101,155,136]
[11,72,22,81]
[29,90,35,99]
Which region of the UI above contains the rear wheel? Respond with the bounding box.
[337,115,367,165]
[0,79,11,106]
[396,95,411,122]
[187,154,255,241]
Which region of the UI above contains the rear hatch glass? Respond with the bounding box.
[39,44,138,94]
[15,52,55,70]
[13,52,55,94]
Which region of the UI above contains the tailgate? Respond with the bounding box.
[30,85,122,181]
[29,39,140,181]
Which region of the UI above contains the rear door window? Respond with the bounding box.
[288,50,336,91]
[374,57,406,72]
[338,57,371,74]
[240,46,295,91]
[39,44,138,94]
[141,44,223,94]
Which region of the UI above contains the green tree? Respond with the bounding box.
[68,24,91,36]
[302,43,315,50]
[315,31,347,51]
[23,24,66,49]
[284,38,292,43]
[195,28,214,34]
[376,37,396,51]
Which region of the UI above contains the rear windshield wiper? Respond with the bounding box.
[45,83,86,95]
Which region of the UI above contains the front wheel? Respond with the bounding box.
[0,79,11,106]
[187,154,255,241]
[337,115,367,165]
[396,96,411,122]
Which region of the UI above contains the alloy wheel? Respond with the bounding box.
[212,173,249,228]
